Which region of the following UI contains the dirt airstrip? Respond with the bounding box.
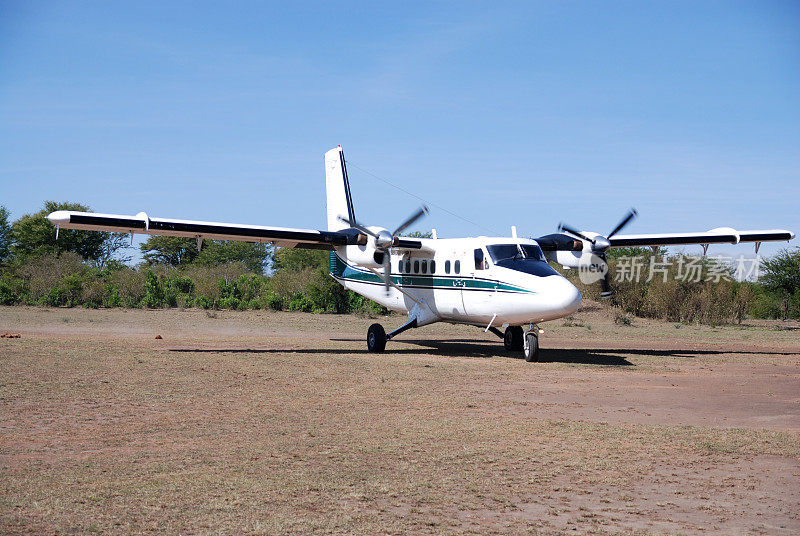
[1,304,799,535]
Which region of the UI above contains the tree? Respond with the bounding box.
[760,248,800,320]
[0,206,11,264]
[272,248,328,272]
[404,230,433,239]
[270,247,352,312]
[196,241,272,274]
[97,233,133,269]
[141,237,271,273]
[140,236,199,267]
[606,246,667,260]
[11,201,122,262]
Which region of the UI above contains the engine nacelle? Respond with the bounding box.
[544,230,603,269]
[341,244,385,268]
[339,226,390,268]
[546,249,581,269]
[546,250,607,283]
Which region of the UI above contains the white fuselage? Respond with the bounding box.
[331,236,581,328]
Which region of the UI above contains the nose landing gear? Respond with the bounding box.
[523,325,540,362]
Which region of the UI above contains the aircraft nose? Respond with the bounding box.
[551,277,581,316]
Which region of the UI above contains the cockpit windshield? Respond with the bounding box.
[487,243,546,263]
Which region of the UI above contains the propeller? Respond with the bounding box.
[557,223,597,245]
[392,206,428,237]
[606,209,638,239]
[339,205,429,293]
[558,208,638,298]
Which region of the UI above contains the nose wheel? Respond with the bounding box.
[523,330,540,362]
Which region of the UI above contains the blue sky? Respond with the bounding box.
[1,1,798,260]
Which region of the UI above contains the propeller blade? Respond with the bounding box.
[337,215,380,239]
[383,254,391,294]
[607,208,638,239]
[392,205,429,237]
[598,252,613,298]
[600,273,613,299]
[558,223,596,245]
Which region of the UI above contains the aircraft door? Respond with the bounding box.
[432,251,467,319]
[463,247,496,319]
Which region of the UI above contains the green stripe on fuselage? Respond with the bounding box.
[329,252,534,294]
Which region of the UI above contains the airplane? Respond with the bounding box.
[47,146,794,361]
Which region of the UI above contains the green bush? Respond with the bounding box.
[557,254,768,325]
[219,296,242,310]
[194,295,213,309]
[3,239,789,321]
[106,284,122,307]
[287,293,313,312]
[256,290,283,311]
[0,275,22,305]
[142,271,165,308]
[345,291,389,316]
[234,274,266,303]
[81,278,108,308]
[169,275,195,295]
[110,268,145,307]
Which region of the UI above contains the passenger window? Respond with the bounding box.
[405,260,411,273]
[445,260,451,274]
[421,260,427,274]
[430,260,436,274]
[454,260,460,274]
[474,248,486,270]
[398,260,403,273]
[414,260,419,273]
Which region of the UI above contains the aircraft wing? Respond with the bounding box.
[46,210,371,250]
[607,228,794,248]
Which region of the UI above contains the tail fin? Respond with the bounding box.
[325,146,356,231]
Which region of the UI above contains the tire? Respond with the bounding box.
[504,326,523,351]
[367,323,386,353]
[524,333,540,362]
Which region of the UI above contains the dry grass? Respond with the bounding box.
[1,305,799,535]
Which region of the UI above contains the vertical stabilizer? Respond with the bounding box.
[325,146,356,231]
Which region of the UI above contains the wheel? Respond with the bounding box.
[523,333,540,362]
[367,323,386,353]
[504,326,523,351]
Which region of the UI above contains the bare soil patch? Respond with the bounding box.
[1,305,799,534]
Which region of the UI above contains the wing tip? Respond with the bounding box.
[47,211,71,225]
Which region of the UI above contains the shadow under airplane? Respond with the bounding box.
[168,338,798,366]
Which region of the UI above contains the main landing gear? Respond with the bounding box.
[503,326,523,351]
[367,318,418,353]
[367,324,386,352]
